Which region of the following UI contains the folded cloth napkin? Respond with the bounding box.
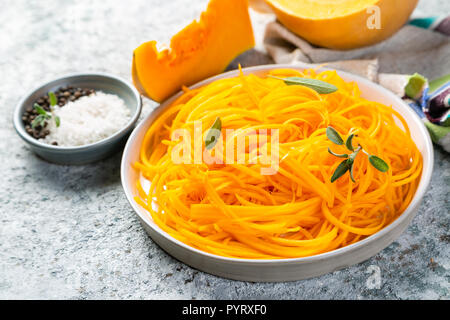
[264,18,450,80]
[233,15,450,152]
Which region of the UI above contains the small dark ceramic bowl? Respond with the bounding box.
[13,72,142,165]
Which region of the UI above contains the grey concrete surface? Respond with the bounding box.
[0,0,449,299]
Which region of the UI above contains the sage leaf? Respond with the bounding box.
[331,160,350,183]
[328,148,348,158]
[345,134,355,151]
[326,126,344,145]
[369,155,389,172]
[269,76,338,94]
[48,91,57,107]
[349,163,356,182]
[205,117,222,150]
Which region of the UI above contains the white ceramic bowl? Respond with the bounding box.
[121,65,434,282]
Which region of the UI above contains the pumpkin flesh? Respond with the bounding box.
[133,0,255,102]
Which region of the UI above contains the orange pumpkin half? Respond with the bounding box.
[264,0,418,50]
[132,0,255,102]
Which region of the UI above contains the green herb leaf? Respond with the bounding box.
[205,117,222,150]
[54,115,60,127]
[326,126,344,145]
[269,75,338,94]
[34,103,47,115]
[328,148,348,158]
[31,114,45,129]
[349,162,356,182]
[345,134,355,151]
[48,91,57,107]
[331,160,350,183]
[369,155,389,172]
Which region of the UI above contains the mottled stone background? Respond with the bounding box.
[0,0,449,299]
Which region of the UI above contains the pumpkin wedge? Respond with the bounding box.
[265,0,418,50]
[132,0,255,102]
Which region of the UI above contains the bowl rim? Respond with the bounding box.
[121,64,434,265]
[13,72,142,151]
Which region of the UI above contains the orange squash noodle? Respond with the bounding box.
[133,68,423,259]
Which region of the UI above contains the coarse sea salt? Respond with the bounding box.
[41,91,131,147]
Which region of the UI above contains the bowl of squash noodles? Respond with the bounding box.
[121,64,433,282]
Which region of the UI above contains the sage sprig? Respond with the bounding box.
[269,75,338,94]
[31,104,51,129]
[205,117,222,150]
[327,126,389,182]
[31,91,60,129]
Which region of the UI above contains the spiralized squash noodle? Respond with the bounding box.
[133,68,422,259]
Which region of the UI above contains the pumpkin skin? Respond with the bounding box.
[132,0,255,102]
[265,0,418,50]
